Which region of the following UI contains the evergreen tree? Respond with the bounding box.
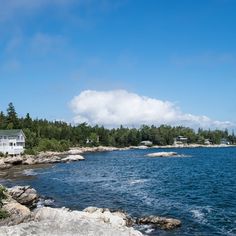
[6,103,19,129]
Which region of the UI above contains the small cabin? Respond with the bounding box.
[174,136,188,145]
[204,139,212,145]
[220,138,230,145]
[0,129,25,155]
[140,140,153,146]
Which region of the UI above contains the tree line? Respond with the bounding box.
[0,103,235,154]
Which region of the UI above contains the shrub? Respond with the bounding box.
[0,209,9,219]
[0,185,8,219]
[24,148,38,156]
[0,185,7,202]
[36,139,70,152]
[0,152,4,157]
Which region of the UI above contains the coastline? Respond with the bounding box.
[0,144,235,171]
[0,185,181,236]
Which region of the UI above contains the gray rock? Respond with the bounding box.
[1,202,31,226]
[0,207,143,236]
[7,186,38,208]
[137,215,181,230]
[0,160,12,169]
[61,155,85,162]
[146,152,178,157]
[3,156,23,165]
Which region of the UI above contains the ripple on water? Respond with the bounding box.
[4,147,236,236]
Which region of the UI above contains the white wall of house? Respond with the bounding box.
[0,131,25,155]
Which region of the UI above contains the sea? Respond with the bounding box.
[1,147,236,236]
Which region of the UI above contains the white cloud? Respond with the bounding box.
[70,90,234,129]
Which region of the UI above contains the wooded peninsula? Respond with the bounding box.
[0,103,235,155]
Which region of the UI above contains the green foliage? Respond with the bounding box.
[6,102,19,129]
[0,185,7,201]
[0,185,8,219]
[24,148,38,156]
[0,152,4,157]
[0,103,235,153]
[0,209,9,219]
[36,139,70,152]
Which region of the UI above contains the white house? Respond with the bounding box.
[0,129,25,155]
[140,140,153,146]
[174,136,188,145]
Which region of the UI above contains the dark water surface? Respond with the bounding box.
[1,147,236,235]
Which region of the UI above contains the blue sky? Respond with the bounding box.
[0,0,236,129]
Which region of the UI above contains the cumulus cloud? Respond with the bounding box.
[70,90,233,129]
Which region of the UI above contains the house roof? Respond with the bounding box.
[0,129,24,136]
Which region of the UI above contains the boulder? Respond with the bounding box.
[146,152,178,157]
[7,186,38,208]
[3,156,23,165]
[22,157,36,165]
[1,202,31,226]
[0,207,142,236]
[137,215,181,230]
[0,160,12,170]
[62,155,85,162]
[83,207,135,227]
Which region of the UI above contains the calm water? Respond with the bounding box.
[2,147,236,235]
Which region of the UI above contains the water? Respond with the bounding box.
[2,147,236,235]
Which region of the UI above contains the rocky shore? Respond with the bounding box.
[0,185,181,236]
[1,144,232,170]
[0,146,133,170]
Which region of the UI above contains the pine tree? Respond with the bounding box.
[0,111,6,129]
[6,102,19,129]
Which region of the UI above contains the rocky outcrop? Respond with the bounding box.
[7,186,38,208]
[0,145,134,170]
[0,160,12,170]
[3,156,23,165]
[83,207,135,227]
[0,185,182,235]
[0,153,85,170]
[146,152,178,157]
[61,155,85,162]
[137,215,181,230]
[0,207,143,236]
[1,202,31,226]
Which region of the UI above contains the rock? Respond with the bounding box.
[7,186,38,208]
[3,156,23,165]
[61,155,85,162]
[83,207,135,227]
[146,152,178,157]
[22,157,36,165]
[67,148,84,155]
[0,207,143,236]
[1,202,31,226]
[137,215,181,230]
[0,160,12,170]
[134,145,148,149]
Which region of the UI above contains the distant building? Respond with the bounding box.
[204,139,212,145]
[174,136,188,145]
[0,129,25,155]
[220,138,230,145]
[140,140,153,146]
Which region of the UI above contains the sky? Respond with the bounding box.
[0,0,236,129]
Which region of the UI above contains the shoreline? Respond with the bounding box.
[0,144,235,171]
[0,185,181,236]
